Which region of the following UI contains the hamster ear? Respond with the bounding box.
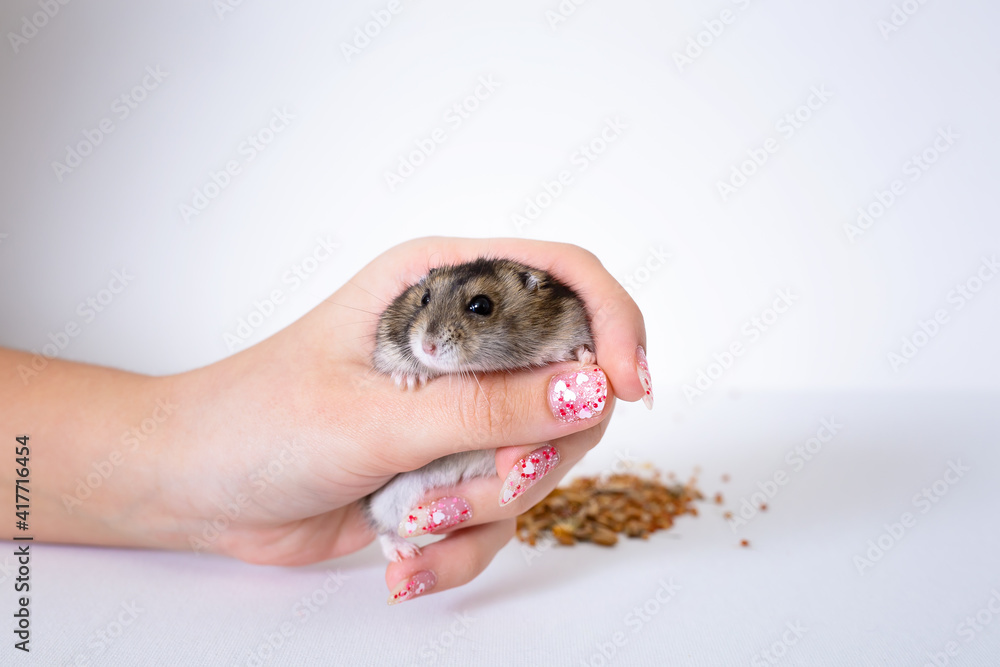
[518,270,546,291]
[419,267,438,284]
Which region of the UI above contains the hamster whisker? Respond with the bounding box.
[425,251,444,269]
[329,320,378,329]
[324,300,381,316]
[468,370,491,408]
[345,280,390,306]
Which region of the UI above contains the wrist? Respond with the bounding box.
[33,364,189,551]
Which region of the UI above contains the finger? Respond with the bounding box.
[385,518,515,605]
[218,501,376,567]
[348,236,652,407]
[394,400,614,539]
[360,360,613,470]
[493,395,616,510]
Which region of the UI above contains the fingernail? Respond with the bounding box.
[499,444,560,506]
[387,571,437,605]
[548,367,608,422]
[636,345,654,410]
[398,497,472,537]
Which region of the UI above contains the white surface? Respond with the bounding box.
[0,0,997,392]
[14,391,1000,666]
[2,0,999,665]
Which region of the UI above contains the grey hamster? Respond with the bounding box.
[364,257,595,561]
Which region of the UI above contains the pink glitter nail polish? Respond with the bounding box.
[387,571,437,605]
[398,497,473,538]
[548,367,607,423]
[636,346,654,410]
[499,444,560,506]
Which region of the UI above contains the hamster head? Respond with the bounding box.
[373,258,593,385]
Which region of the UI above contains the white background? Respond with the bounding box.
[1,0,999,665]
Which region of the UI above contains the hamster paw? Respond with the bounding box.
[390,371,429,390]
[379,534,422,562]
[573,345,597,366]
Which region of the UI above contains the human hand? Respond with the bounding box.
[29,237,651,602]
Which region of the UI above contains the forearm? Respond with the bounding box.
[0,348,184,550]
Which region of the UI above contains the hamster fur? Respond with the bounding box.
[364,257,594,561]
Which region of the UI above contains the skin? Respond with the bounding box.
[0,236,647,600]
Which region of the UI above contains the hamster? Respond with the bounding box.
[364,257,595,561]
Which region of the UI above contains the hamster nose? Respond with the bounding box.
[422,340,437,356]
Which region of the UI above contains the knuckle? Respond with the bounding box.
[455,375,525,449]
[575,245,600,265]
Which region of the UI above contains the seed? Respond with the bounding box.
[591,527,619,546]
[515,469,704,548]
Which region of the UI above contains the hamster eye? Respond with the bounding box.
[420,290,430,306]
[467,295,492,316]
